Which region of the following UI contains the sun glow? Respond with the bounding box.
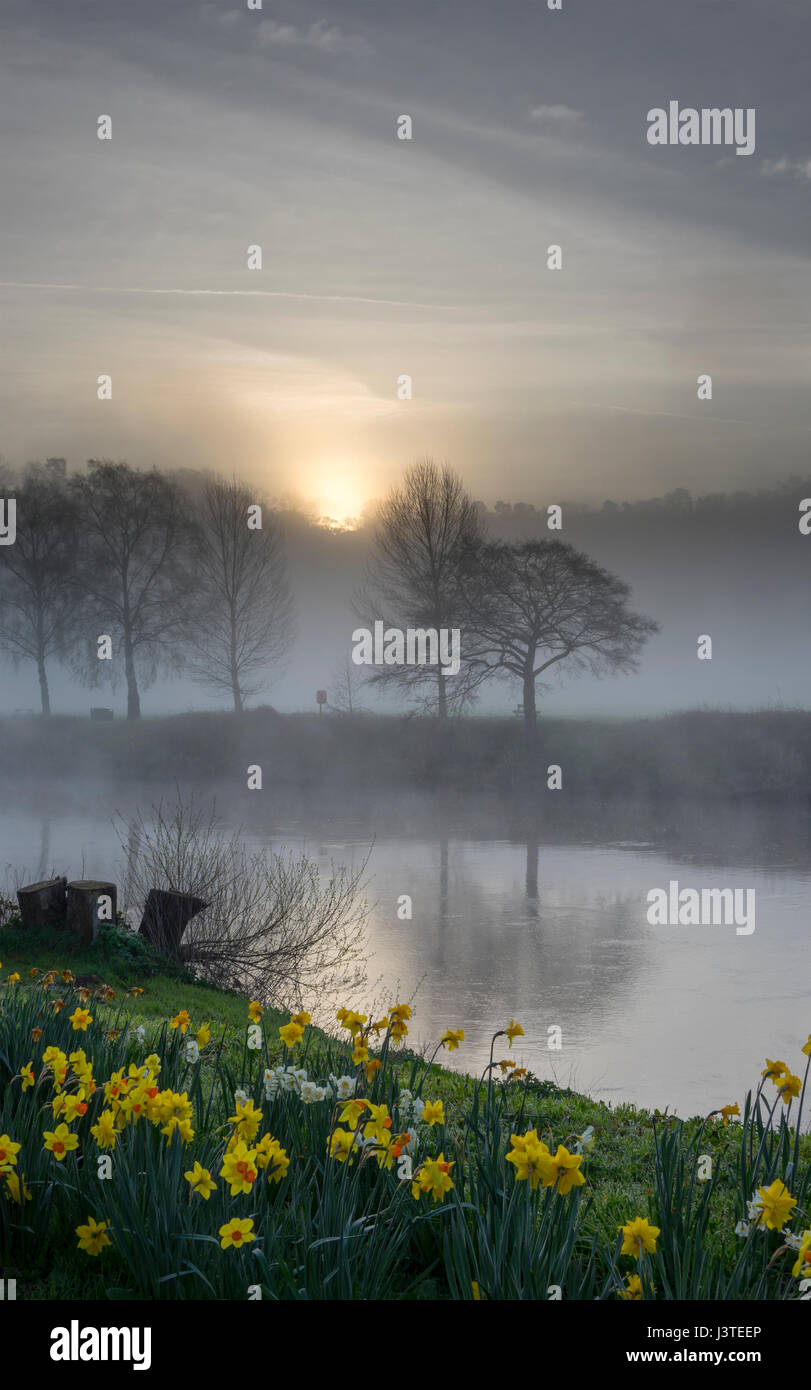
[305,463,370,531]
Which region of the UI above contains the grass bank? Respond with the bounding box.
[2,707,811,798]
[1,918,810,1301]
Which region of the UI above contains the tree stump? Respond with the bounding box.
[17,877,67,929]
[66,881,117,945]
[138,889,208,956]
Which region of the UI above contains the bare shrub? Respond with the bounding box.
[115,793,368,1011]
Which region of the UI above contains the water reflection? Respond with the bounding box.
[1,784,810,1121]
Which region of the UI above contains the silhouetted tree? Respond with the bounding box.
[357,459,484,718]
[469,538,658,750]
[184,476,294,712]
[0,461,78,714]
[71,461,192,719]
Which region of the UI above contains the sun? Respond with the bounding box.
[306,463,369,531]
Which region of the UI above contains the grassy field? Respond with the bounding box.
[1,914,810,1301]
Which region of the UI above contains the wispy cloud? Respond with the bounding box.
[0,282,452,311]
[258,17,372,59]
[528,104,585,127]
[761,155,811,180]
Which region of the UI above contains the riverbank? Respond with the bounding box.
[1,707,811,800]
[1,918,809,1301]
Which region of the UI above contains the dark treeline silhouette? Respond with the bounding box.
[2,458,811,735]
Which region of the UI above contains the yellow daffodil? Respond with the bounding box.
[290,1010,310,1027]
[169,1009,191,1035]
[196,1023,211,1048]
[328,1128,356,1164]
[248,1000,263,1023]
[421,1099,444,1127]
[441,1028,465,1051]
[411,1153,454,1203]
[718,1103,740,1126]
[0,1135,21,1171]
[754,1179,796,1232]
[184,1162,216,1199]
[228,1098,263,1143]
[504,1020,524,1047]
[76,1216,112,1256]
[618,1274,644,1300]
[278,1021,304,1049]
[219,1217,255,1250]
[68,1007,92,1032]
[791,1229,811,1277]
[90,1110,117,1150]
[762,1058,788,1082]
[778,1073,802,1105]
[352,1044,370,1065]
[4,1171,31,1205]
[220,1140,259,1196]
[538,1144,586,1195]
[19,1063,34,1092]
[43,1123,79,1161]
[619,1216,660,1258]
[506,1131,551,1190]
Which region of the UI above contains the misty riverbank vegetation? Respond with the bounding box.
[2,706,811,801]
[1,920,810,1300]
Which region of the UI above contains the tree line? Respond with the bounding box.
[0,457,657,742]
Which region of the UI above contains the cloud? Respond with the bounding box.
[761,155,811,180]
[528,104,585,127]
[258,17,372,58]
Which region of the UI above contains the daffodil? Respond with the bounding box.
[504,1020,524,1047]
[228,1098,263,1143]
[538,1144,586,1195]
[421,1099,444,1127]
[90,1110,117,1150]
[248,1000,263,1023]
[441,1028,465,1051]
[411,1153,454,1203]
[76,1216,112,1256]
[718,1102,740,1126]
[0,1135,21,1171]
[43,1123,79,1161]
[778,1073,802,1105]
[4,1171,31,1205]
[196,1023,211,1048]
[169,1009,191,1034]
[791,1229,811,1278]
[619,1216,660,1258]
[220,1140,259,1196]
[328,1128,357,1164]
[618,1274,644,1300]
[68,1007,92,1032]
[278,1021,304,1049]
[754,1179,796,1232]
[219,1217,255,1250]
[184,1162,216,1199]
[506,1131,551,1189]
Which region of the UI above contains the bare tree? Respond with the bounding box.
[70,461,192,719]
[0,460,78,714]
[357,459,484,718]
[469,539,658,750]
[116,794,368,1011]
[183,475,294,712]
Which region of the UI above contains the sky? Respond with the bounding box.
[1,0,811,521]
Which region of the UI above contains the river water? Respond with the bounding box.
[2,783,810,1120]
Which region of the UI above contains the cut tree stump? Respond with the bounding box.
[138,889,208,956]
[17,877,67,929]
[66,881,117,945]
